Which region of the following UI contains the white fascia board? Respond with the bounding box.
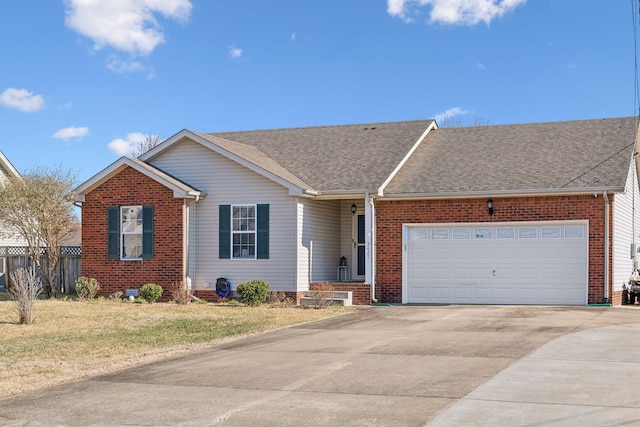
[380,186,627,201]
[138,129,191,161]
[0,151,21,178]
[73,157,202,200]
[178,131,310,196]
[377,121,437,197]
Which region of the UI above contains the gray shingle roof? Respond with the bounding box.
[190,132,314,190]
[208,120,434,193]
[384,117,639,197]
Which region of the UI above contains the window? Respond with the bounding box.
[121,206,143,259]
[107,205,154,260]
[219,204,269,260]
[232,205,256,259]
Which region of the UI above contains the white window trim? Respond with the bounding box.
[121,205,143,261]
[231,204,257,260]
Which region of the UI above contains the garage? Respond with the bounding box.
[403,221,589,305]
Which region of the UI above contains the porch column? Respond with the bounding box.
[364,194,375,284]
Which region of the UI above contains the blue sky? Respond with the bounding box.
[0,0,637,183]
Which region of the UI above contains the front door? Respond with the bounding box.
[353,213,365,279]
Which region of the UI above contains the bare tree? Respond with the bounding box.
[0,165,77,298]
[438,115,491,128]
[9,267,43,324]
[133,134,163,157]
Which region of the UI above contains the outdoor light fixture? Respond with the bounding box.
[487,199,494,216]
[351,202,357,216]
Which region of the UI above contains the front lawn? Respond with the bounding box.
[0,298,351,397]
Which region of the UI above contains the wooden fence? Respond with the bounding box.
[1,246,81,294]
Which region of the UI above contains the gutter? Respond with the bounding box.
[604,191,610,303]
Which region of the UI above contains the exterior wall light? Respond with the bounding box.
[351,202,357,216]
[487,199,494,216]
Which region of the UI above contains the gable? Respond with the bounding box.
[384,117,639,197]
[74,157,204,202]
[141,120,436,196]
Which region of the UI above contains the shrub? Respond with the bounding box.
[168,281,191,304]
[139,283,163,303]
[8,268,43,324]
[267,291,293,308]
[305,283,334,309]
[236,279,270,306]
[75,276,100,301]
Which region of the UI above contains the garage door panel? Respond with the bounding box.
[405,222,587,305]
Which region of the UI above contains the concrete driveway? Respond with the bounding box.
[1,305,639,426]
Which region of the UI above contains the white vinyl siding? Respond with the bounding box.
[612,158,640,291]
[296,198,341,289]
[149,139,297,292]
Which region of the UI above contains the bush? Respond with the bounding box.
[75,276,100,301]
[168,281,191,304]
[139,283,163,303]
[8,268,43,324]
[236,279,270,306]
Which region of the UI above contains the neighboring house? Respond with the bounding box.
[0,151,27,290]
[74,117,640,306]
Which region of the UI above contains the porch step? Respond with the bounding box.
[300,290,353,307]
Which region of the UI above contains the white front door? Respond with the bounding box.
[403,221,589,305]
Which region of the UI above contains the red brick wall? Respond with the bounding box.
[376,195,610,304]
[81,167,184,297]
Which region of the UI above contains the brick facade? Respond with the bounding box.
[81,167,184,297]
[375,195,611,304]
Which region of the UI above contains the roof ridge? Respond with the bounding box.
[205,119,435,135]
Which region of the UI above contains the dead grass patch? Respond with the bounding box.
[0,299,352,397]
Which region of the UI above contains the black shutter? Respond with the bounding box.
[141,205,154,259]
[257,204,269,259]
[219,205,231,259]
[107,206,119,259]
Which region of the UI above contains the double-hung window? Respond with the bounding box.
[219,204,269,260]
[108,205,154,260]
[232,205,256,259]
[121,206,143,259]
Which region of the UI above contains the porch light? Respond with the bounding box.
[351,202,357,216]
[487,199,494,216]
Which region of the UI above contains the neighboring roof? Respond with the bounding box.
[74,157,205,201]
[206,120,435,194]
[0,150,21,179]
[384,117,640,198]
[60,223,81,246]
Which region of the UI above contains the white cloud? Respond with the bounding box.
[52,126,89,141]
[107,132,147,156]
[0,88,45,112]
[64,0,192,56]
[229,45,243,59]
[387,0,526,26]
[435,107,469,123]
[291,32,297,41]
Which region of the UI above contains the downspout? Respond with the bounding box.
[604,191,610,303]
[183,200,191,291]
[367,194,378,302]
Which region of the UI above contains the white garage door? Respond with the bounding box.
[403,221,588,305]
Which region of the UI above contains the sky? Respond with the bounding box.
[0,0,638,184]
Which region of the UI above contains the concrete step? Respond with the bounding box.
[300,290,353,307]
